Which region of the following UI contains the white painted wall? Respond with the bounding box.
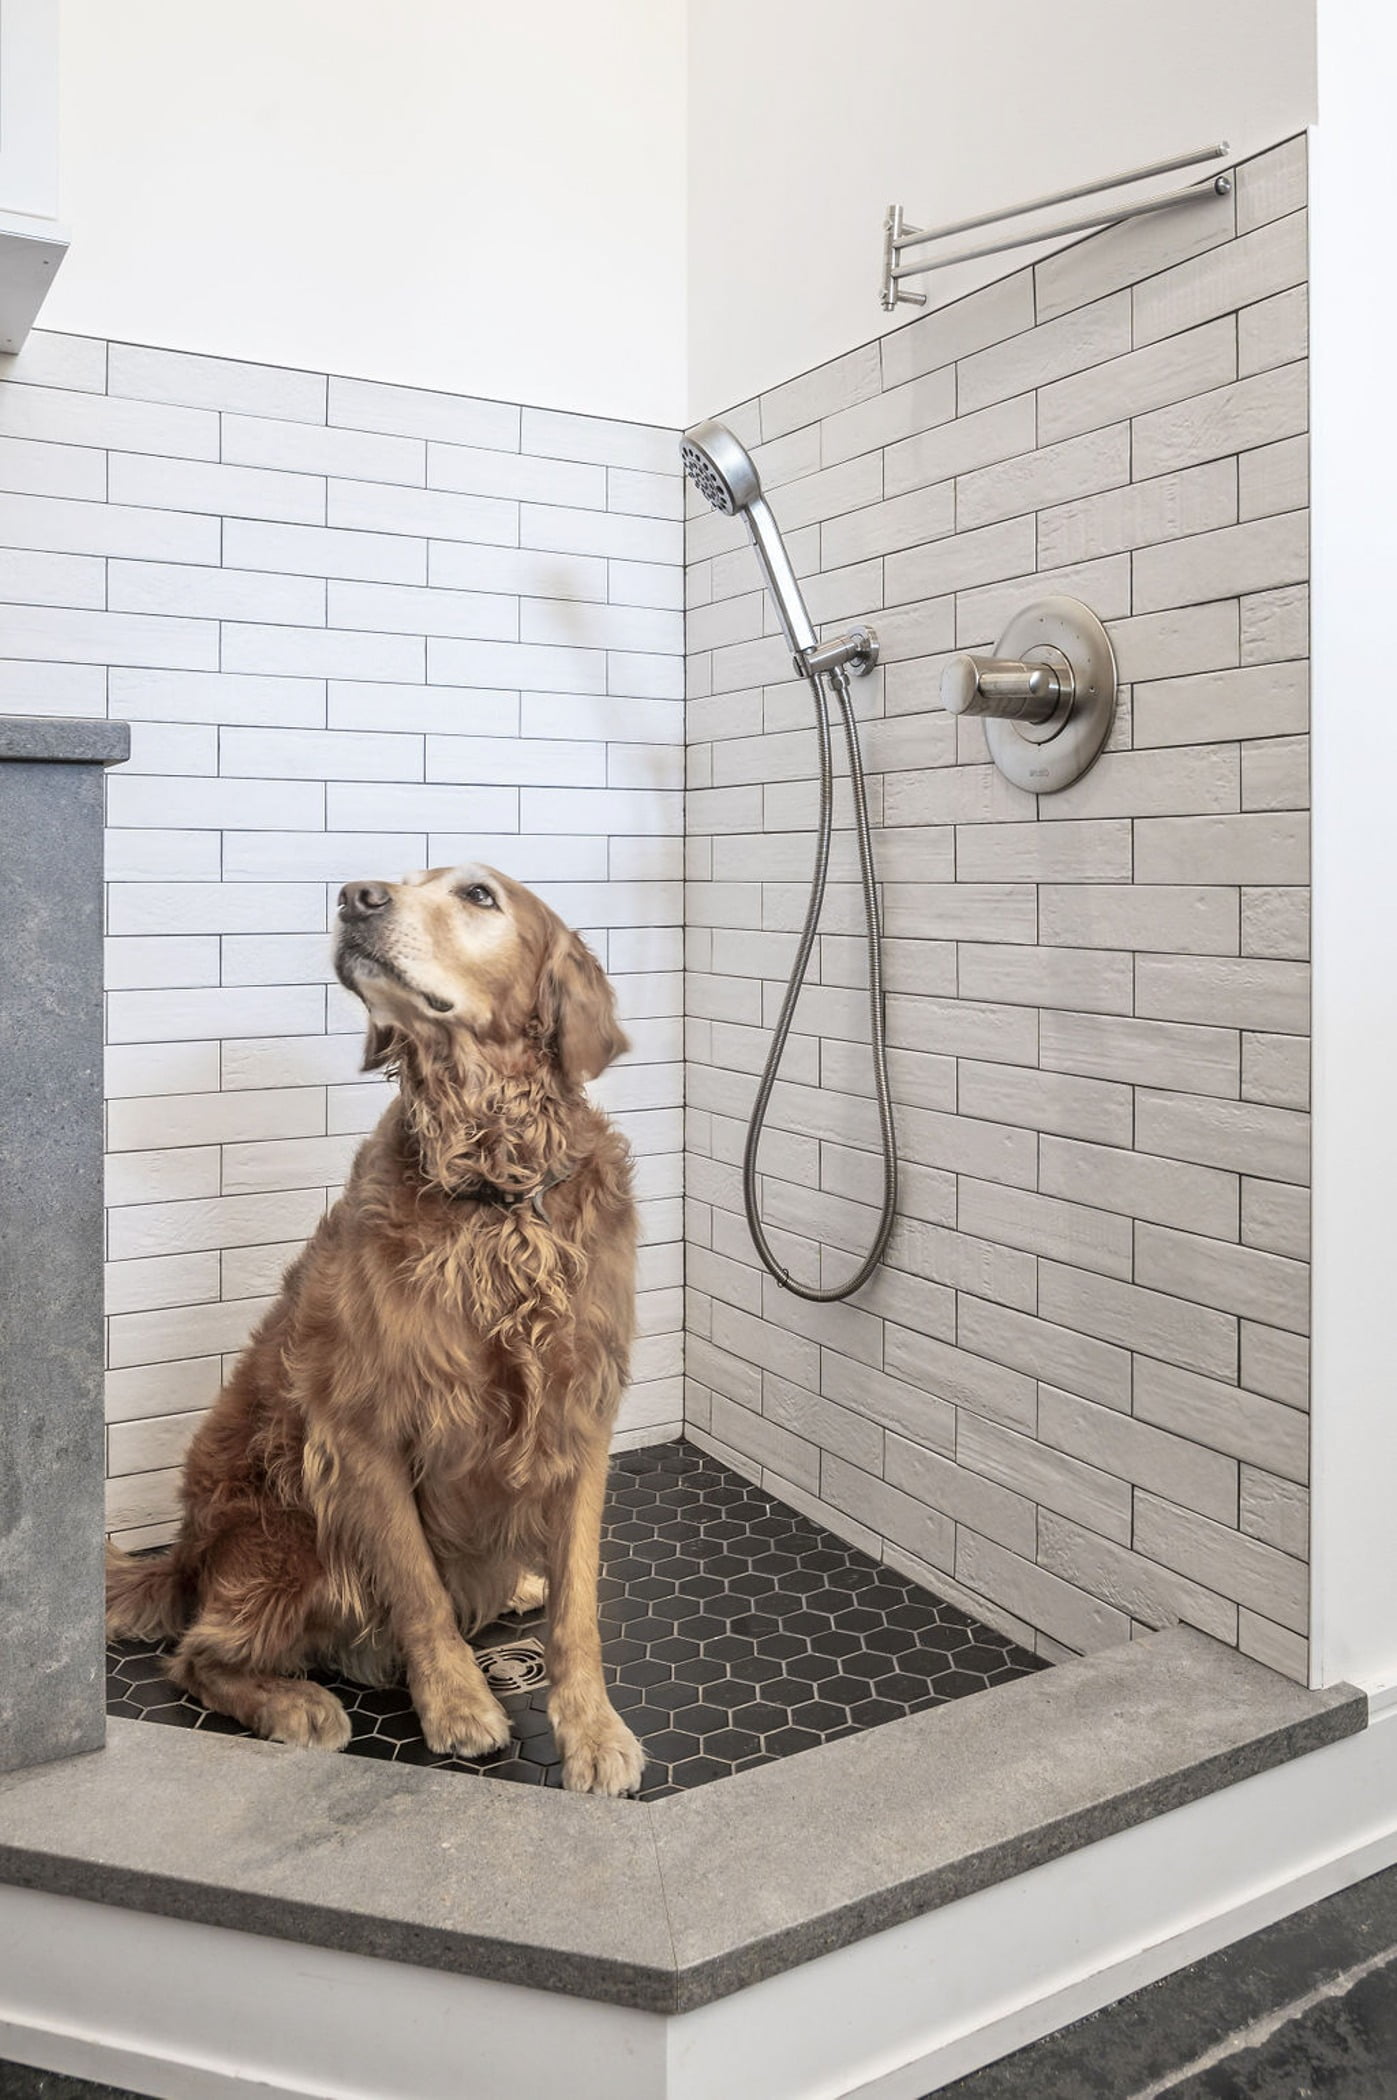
[44,0,686,425]
[686,0,1317,416]
[35,2,1320,424]
[1309,2,1397,1696]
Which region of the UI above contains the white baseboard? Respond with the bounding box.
[666,1702,1397,2100]
[843,1827,1397,2099]
[0,1892,664,2100]
[0,2021,303,2100]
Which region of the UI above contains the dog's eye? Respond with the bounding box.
[458,883,498,910]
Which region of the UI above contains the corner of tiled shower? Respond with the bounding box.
[680,132,1311,1681]
[0,131,1311,1710]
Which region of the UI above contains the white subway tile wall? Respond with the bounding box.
[0,339,685,1542]
[683,137,1311,1679]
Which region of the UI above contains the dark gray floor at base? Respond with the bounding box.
[0,2069,149,2099]
[1160,1962,1397,2098]
[935,1862,1397,2099]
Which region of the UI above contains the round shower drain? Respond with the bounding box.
[474,1637,548,1694]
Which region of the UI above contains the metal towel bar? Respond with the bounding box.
[881,141,1232,310]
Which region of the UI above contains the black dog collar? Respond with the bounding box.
[446,1164,572,1222]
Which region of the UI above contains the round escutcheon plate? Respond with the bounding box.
[982,596,1117,794]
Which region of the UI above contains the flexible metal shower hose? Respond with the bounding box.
[741,662,899,1302]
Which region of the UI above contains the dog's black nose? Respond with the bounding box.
[338,882,392,920]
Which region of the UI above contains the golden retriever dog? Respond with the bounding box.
[106,863,646,1796]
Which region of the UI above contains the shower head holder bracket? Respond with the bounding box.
[940,595,1117,794]
[803,624,879,680]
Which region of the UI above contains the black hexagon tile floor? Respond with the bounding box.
[107,1438,1047,1799]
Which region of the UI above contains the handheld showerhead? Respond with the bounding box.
[677,420,897,1305]
[681,419,817,661]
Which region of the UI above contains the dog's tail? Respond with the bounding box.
[105,1542,187,1641]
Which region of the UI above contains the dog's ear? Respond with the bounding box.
[361,1021,398,1073]
[538,929,629,1085]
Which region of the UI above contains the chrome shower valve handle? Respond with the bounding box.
[940,595,1117,794]
[941,652,1068,722]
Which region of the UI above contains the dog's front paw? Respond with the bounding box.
[412,1647,512,1759]
[553,1701,646,1796]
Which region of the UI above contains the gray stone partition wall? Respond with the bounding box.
[683,137,1311,1679]
[0,715,130,1771]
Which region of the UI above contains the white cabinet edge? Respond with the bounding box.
[0,0,64,351]
[0,218,69,354]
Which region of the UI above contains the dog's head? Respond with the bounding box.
[333,863,628,1086]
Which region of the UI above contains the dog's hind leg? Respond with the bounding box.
[166,1529,352,1751]
[171,1625,351,1750]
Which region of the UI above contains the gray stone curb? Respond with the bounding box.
[0,1630,1364,2013]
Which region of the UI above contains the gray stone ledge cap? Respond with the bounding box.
[0,1629,1364,2014]
[0,715,130,765]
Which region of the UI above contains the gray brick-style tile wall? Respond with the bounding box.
[683,137,1311,1680]
[0,335,686,1542]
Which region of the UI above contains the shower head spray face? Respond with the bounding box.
[680,420,763,516]
[680,419,817,661]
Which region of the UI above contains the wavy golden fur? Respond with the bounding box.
[106,862,645,1794]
